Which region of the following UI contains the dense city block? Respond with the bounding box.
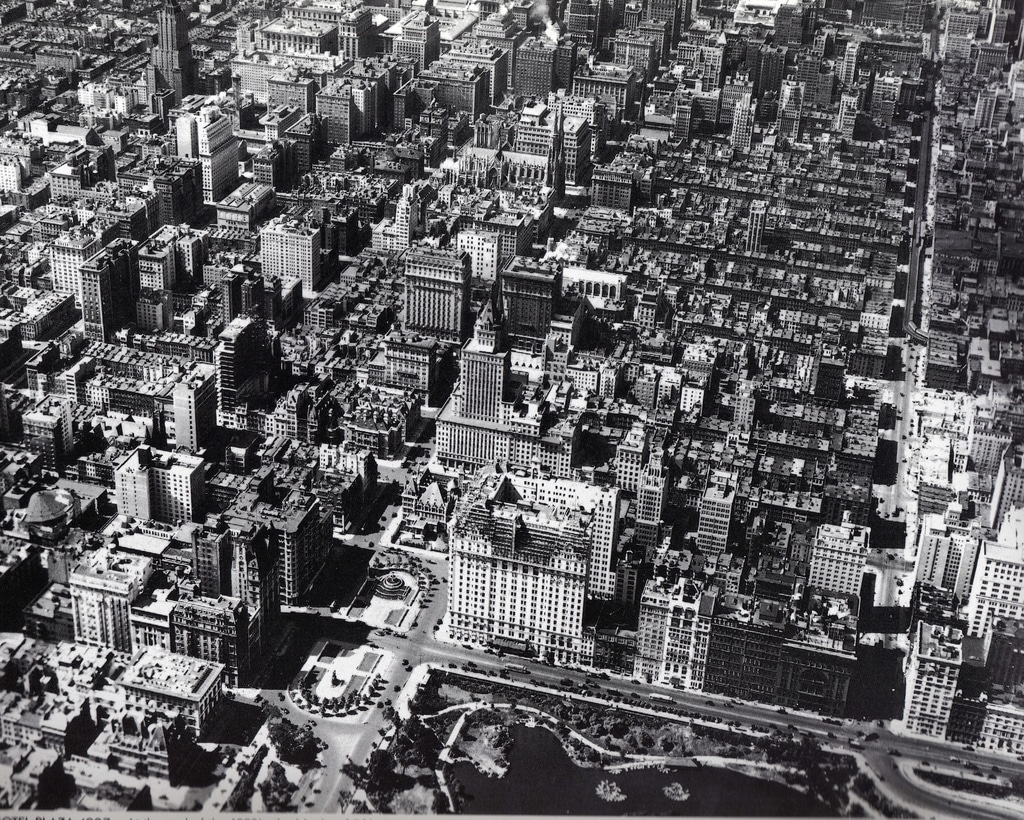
[0,0,1023,814]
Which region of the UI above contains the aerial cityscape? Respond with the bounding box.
[0,0,1022,815]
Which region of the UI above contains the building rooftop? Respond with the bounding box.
[119,645,223,698]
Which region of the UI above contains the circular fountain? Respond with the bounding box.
[375,571,410,600]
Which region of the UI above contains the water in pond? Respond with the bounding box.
[451,723,835,816]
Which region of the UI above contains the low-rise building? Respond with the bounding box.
[117,645,224,734]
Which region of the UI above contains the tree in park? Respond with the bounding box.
[259,761,298,812]
[366,747,397,791]
[392,716,441,772]
[268,717,322,770]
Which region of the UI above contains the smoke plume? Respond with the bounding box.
[530,0,560,43]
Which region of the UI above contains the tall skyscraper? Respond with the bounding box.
[261,216,324,294]
[392,184,417,247]
[394,12,440,72]
[808,512,870,597]
[173,364,217,452]
[456,229,501,281]
[554,39,578,90]
[870,74,901,128]
[635,580,716,686]
[746,199,767,253]
[195,526,233,599]
[991,444,1024,527]
[778,80,803,139]
[966,510,1024,636]
[150,0,195,104]
[51,227,103,307]
[22,397,74,469]
[215,316,263,424]
[515,37,556,99]
[263,495,333,607]
[80,240,134,342]
[839,40,860,87]
[915,505,982,599]
[176,106,239,202]
[196,516,279,666]
[697,470,735,560]
[317,79,357,145]
[404,245,472,343]
[836,92,859,139]
[701,45,724,89]
[448,471,591,664]
[635,454,669,556]
[613,30,659,83]
[566,0,602,49]
[562,115,591,185]
[114,445,207,525]
[756,44,786,98]
[138,231,177,291]
[903,622,963,738]
[730,92,755,153]
[501,469,622,600]
[500,256,561,352]
[458,301,509,421]
[774,0,806,46]
[171,595,252,687]
[70,548,153,653]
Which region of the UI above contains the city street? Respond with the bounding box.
[243,363,1017,815]
[236,534,1024,819]
[865,548,915,610]
[361,628,1024,819]
[240,547,452,811]
[0,0,1010,817]
[891,341,925,559]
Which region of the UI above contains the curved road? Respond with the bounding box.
[358,620,1024,818]
[244,542,1023,818]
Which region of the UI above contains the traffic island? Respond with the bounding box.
[290,639,389,718]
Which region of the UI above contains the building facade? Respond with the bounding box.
[403,245,472,343]
[114,445,206,525]
[70,548,153,652]
[448,472,591,664]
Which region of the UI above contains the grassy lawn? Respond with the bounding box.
[262,616,373,689]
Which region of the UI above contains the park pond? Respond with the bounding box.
[452,723,836,816]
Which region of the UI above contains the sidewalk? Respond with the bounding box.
[896,759,1020,820]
